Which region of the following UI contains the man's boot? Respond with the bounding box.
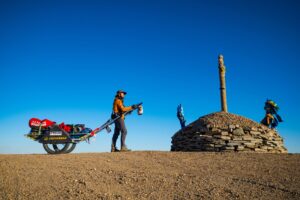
[111,144,119,152]
[120,145,131,152]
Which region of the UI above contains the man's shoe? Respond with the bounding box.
[120,146,131,152]
[111,145,120,152]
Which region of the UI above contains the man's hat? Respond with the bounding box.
[116,90,127,95]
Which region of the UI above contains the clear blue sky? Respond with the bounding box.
[0,0,299,153]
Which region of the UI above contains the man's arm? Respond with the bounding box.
[117,99,133,112]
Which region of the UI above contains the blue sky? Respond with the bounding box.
[0,0,299,153]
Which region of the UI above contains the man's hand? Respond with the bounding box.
[131,104,138,109]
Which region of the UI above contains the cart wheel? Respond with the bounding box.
[43,143,70,154]
[64,143,77,154]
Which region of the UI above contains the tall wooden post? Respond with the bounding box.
[218,54,228,112]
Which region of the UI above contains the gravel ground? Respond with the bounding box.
[0,152,299,200]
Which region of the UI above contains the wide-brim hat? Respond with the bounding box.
[116,90,127,95]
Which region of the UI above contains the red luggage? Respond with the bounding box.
[29,118,55,128]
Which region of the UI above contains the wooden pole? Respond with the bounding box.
[218,54,228,112]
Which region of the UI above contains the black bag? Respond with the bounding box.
[111,113,119,120]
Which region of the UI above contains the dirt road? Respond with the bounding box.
[0,152,299,200]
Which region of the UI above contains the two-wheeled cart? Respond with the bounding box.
[25,103,142,154]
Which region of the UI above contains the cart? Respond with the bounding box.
[25,103,142,154]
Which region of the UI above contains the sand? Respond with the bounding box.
[0,152,299,200]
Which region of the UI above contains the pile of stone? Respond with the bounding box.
[171,112,287,153]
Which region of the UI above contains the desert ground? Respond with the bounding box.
[0,152,299,200]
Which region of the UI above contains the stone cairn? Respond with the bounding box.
[171,55,287,153]
[171,112,287,153]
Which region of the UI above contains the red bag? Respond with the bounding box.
[29,118,55,128]
[29,118,42,127]
[59,123,72,132]
[41,119,55,127]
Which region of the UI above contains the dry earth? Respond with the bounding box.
[0,152,300,200]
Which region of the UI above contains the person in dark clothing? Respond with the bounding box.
[111,90,136,152]
[261,99,283,129]
[177,104,186,129]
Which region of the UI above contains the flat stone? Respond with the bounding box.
[222,146,235,150]
[202,144,214,148]
[229,125,235,129]
[214,144,225,148]
[254,148,267,152]
[203,147,215,151]
[227,142,241,146]
[244,143,256,148]
[213,135,231,140]
[213,140,226,145]
[274,138,283,141]
[221,131,229,136]
[237,146,245,150]
[211,128,221,133]
[199,135,213,141]
[199,128,209,132]
[250,131,261,135]
[244,127,252,131]
[232,137,243,140]
[233,128,245,136]
[260,135,269,140]
[253,139,263,143]
[269,140,280,144]
[251,127,258,131]
[242,136,253,140]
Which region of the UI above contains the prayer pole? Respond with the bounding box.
[218,54,228,112]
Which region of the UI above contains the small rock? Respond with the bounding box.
[229,125,235,129]
[233,128,245,136]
